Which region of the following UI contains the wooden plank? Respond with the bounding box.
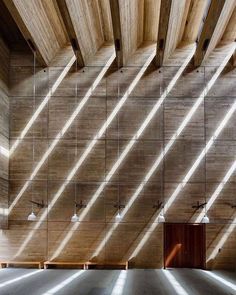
[177,0,192,45]
[143,0,161,42]
[63,0,107,65]
[221,7,236,43]
[109,0,124,66]
[56,0,85,67]
[156,0,187,66]
[221,7,236,67]
[194,0,235,66]
[110,0,145,67]
[182,0,209,44]
[97,0,114,43]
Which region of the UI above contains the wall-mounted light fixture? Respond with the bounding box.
[153,200,163,210]
[29,200,47,208]
[192,201,207,210]
[192,202,209,223]
[71,200,87,223]
[28,200,46,221]
[114,203,125,220]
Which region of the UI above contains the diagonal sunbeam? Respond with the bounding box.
[41,270,86,295]
[110,270,127,295]
[207,213,236,262]
[123,42,236,260]
[203,270,236,292]
[8,51,116,215]
[9,51,76,156]
[90,43,236,259]
[162,270,189,295]
[50,45,196,260]
[194,158,236,223]
[14,48,156,258]
[0,146,9,158]
[0,270,43,288]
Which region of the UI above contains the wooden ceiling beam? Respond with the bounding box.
[3,0,68,66]
[143,0,161,42]
[3,0,46,65]
[56,0,85,67]
[156,0,187,67]
[194,0,235,66]
[221,7,236,43]
[58,0,108,66]
[182,0,209,44]
[177,0,191,45]
[110,0,145,67]
[109,0,124,67]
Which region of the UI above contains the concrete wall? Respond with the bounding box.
[0,44,235,270]
[0,37,9,229]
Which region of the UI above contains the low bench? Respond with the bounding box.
[85,261,129,270]
[44,261,86,269]
[0,261,43,269]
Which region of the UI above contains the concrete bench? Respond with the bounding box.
[44,261,86,269]
[0,261,43,269]
[85,261,129,270]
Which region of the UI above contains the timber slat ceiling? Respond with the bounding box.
[1,0,235,67]
[194,0,235,66]
[3,0,68,65]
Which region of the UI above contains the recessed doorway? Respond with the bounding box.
[164,223,206,269]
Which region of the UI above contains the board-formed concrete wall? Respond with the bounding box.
[0,37,9,230]
[0,44,235,270]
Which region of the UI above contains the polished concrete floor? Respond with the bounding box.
[0,268,235,295]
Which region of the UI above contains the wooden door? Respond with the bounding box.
[164,223,205,269]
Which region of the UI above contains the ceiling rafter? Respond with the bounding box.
[182,0,210,44]
[194,0,235,66]
[3,0,68,66]
[57,0,113,66]
[156,0,187,67]
[110,0,145,67]
[56,0,85,67]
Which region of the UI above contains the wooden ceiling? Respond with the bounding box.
[0,0,236,67]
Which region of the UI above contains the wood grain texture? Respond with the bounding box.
[156,0,187,66]
[182,0,209,43]
[194,0,236,66]
[110,0,145,66]
[64,0,110,65]
[143,0,160,42]
[221,6,236,42]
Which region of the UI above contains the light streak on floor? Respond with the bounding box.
[111,270,127,295]
[0,270,43,288]
[41,270,85,295]
[162,269,189,295]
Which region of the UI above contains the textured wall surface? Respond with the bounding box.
[0,37,9,229]
[0,43,235,270]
